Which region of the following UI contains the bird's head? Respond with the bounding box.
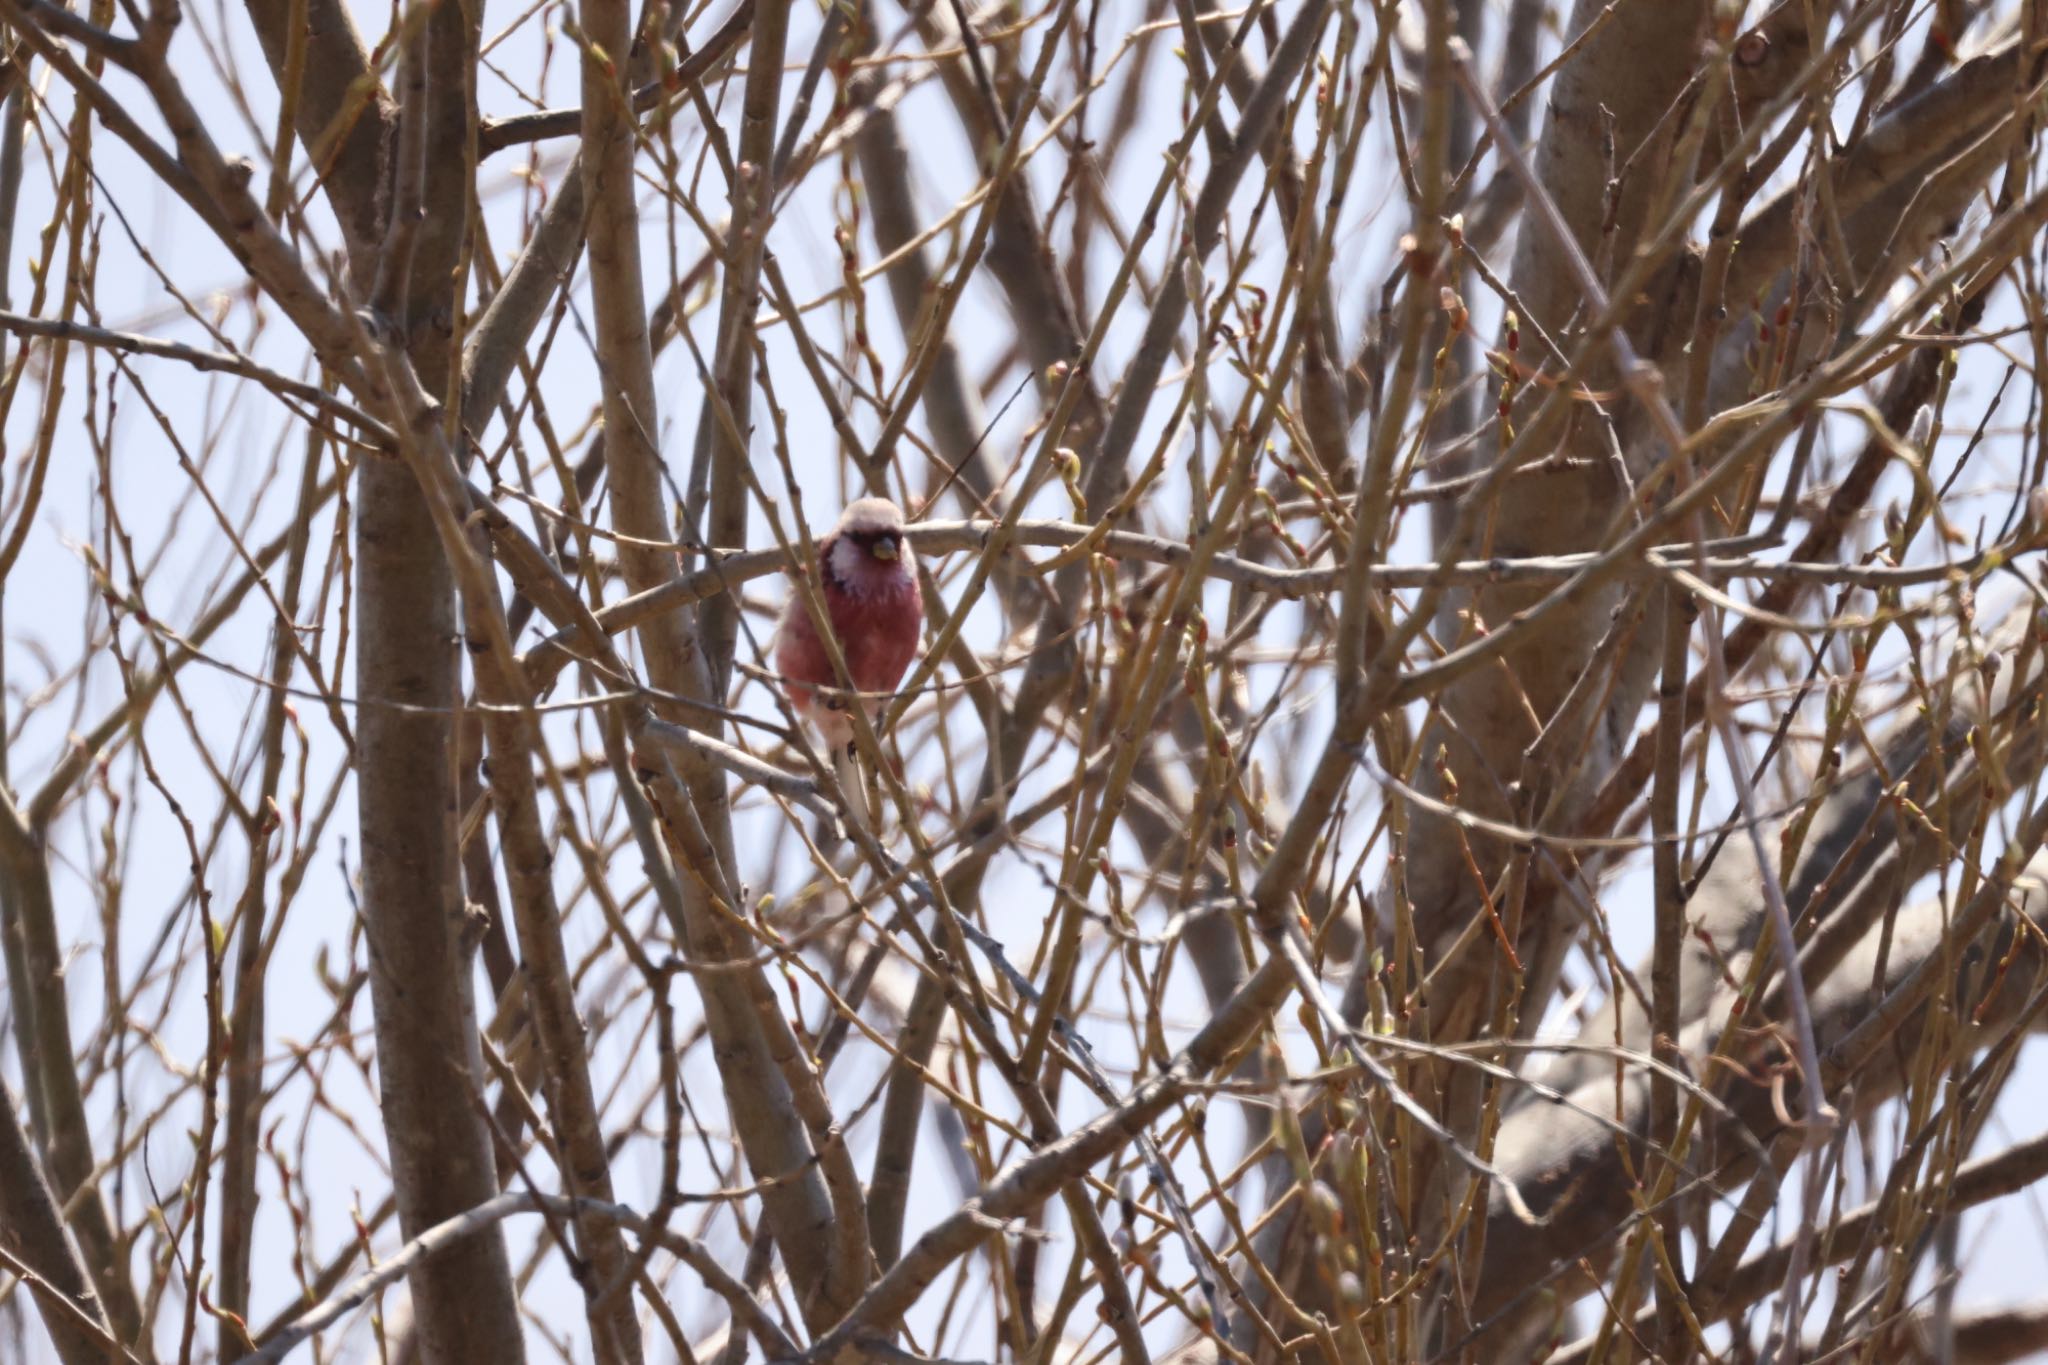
[824,497,915,592]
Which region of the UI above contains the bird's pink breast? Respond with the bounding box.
[773,560,922,745]
[823,574,922,695]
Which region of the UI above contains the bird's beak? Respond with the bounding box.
[870,537,900,561]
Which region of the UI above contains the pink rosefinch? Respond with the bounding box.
[772,499,922,824]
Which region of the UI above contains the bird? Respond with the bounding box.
[771,497,922,828]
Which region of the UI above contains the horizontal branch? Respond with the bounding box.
[238,1192,799,1364]
[631,713,840,826]
[474,3,752,157]
[0,307,395,443]
[519,513,2040,687]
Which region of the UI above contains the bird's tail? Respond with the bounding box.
[833,742,872,837]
